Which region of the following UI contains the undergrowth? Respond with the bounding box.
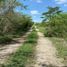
[0,30,38,67]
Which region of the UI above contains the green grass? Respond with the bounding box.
[49,37,67,64]
[38,25,67,58]
[38,27,45,33]
[0,30,38,67]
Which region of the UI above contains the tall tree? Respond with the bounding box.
[0,0,26,34]
[42,6,62,22]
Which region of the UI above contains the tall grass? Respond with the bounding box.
[50,37,67,64]
[0,30,38,67]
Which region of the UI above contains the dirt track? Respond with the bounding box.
[0,31,30,64]
[35,31,64,67]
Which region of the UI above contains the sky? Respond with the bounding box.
[16,0,67,22]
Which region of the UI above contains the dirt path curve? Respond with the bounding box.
[35,29,64,67]
[0,31,31,64]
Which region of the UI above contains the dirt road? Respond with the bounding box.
[0,31,30,64]
[35,31,64,67]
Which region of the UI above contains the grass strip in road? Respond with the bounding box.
[0,30,38,67]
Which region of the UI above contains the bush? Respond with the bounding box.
[0,36,12,44]
[44,22,67,37]
[0,14,33,44]
[41,6,67,38]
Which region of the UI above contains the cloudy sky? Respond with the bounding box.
[16,0,67,22]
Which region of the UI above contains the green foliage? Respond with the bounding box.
[41,6,67,37]
[1,30,38,67]
[50,37,67,64]
[0,36,12,44]
[0,14,33,44]
[0,0,33,44]
[26,31,38,43]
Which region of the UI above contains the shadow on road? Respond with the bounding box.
[41,64,67,67]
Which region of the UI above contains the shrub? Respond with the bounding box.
[0,36,12,44]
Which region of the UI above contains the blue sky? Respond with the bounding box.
[16,0,67,22]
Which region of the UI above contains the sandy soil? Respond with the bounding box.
[35,31,64,67]
[0,31,30,64]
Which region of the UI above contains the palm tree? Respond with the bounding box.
[42,6,62,22]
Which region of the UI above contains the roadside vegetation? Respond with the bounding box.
[36,23,45,33]
[0,0,67,66]
[37,27,67,65]
[0,0,33,44]
[37,6,67,64]
[0,29,38,67]
[41,7,67,38]
[49,37,67,64]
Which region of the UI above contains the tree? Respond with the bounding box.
[0,0,26,34]
[42,6,62,22]
[0,0,33,44]
[41,6,67,37]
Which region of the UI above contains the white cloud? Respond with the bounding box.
[55,0,67,5]
[64,4,67,6]
[31,0,42,3]
[36,0,42,3]
[30,10,39,15]
[55,0,67,6]
[33,16,37,18]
